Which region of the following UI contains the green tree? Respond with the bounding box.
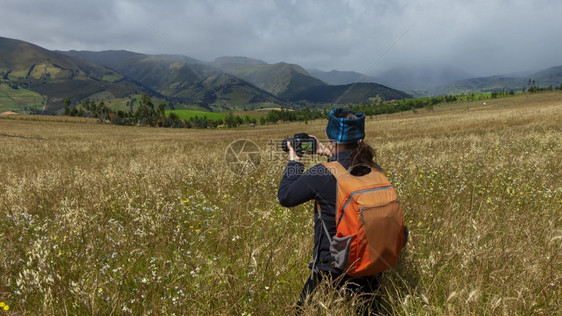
[63,98,71,116]
[134,94,158,126]
[224,111,238,128]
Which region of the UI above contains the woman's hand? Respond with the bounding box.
[309,135,333,158]
[287,141,301,162]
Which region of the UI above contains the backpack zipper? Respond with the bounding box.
[338,185,394,225]
[359,200,399,224]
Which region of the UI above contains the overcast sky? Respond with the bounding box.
[1,0,561,76]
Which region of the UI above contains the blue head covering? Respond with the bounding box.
[325,108,365,144]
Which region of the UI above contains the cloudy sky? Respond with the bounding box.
[1,0,561,76]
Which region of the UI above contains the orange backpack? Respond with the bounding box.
[319,161,405,277]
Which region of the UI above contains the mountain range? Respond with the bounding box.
[0,37,155,112]
[1,36,561,114]
[0,36,411,113]
[310,65,562,96]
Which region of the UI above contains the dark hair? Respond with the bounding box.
[345,140,382,171]
[335,110,359,120]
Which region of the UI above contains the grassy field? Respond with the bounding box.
[165,110,228,121]
[0,92,560,314]
[0,84,44,113]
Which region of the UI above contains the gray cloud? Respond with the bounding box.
[1,0,561,76]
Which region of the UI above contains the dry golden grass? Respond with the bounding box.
[0,92,560,315]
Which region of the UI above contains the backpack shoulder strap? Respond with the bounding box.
[315,161,345,245]
[315,201,332,243]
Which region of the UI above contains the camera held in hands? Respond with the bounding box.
[282,133,318,156]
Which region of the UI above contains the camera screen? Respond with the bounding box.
[301,141,313,151]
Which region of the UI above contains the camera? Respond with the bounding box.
[282,133,317,156]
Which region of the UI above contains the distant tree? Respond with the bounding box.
[63,97,71,115]
[134,94,158,126]
[157,103,166,126]
[88,101,96,114]
[140,94,152,108]
[224,111,238,128]
[235,115,243,126]
[97,101,106,117]
[164,112,182,128]
[444,95,457,102]
[128,98,136,114]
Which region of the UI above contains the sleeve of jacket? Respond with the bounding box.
[277,161,329,207]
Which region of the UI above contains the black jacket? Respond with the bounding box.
[278,150,354,272]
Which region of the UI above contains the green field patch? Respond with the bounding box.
[102,74,123,83]
[0,83,44,112]
[166,110,227,121]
